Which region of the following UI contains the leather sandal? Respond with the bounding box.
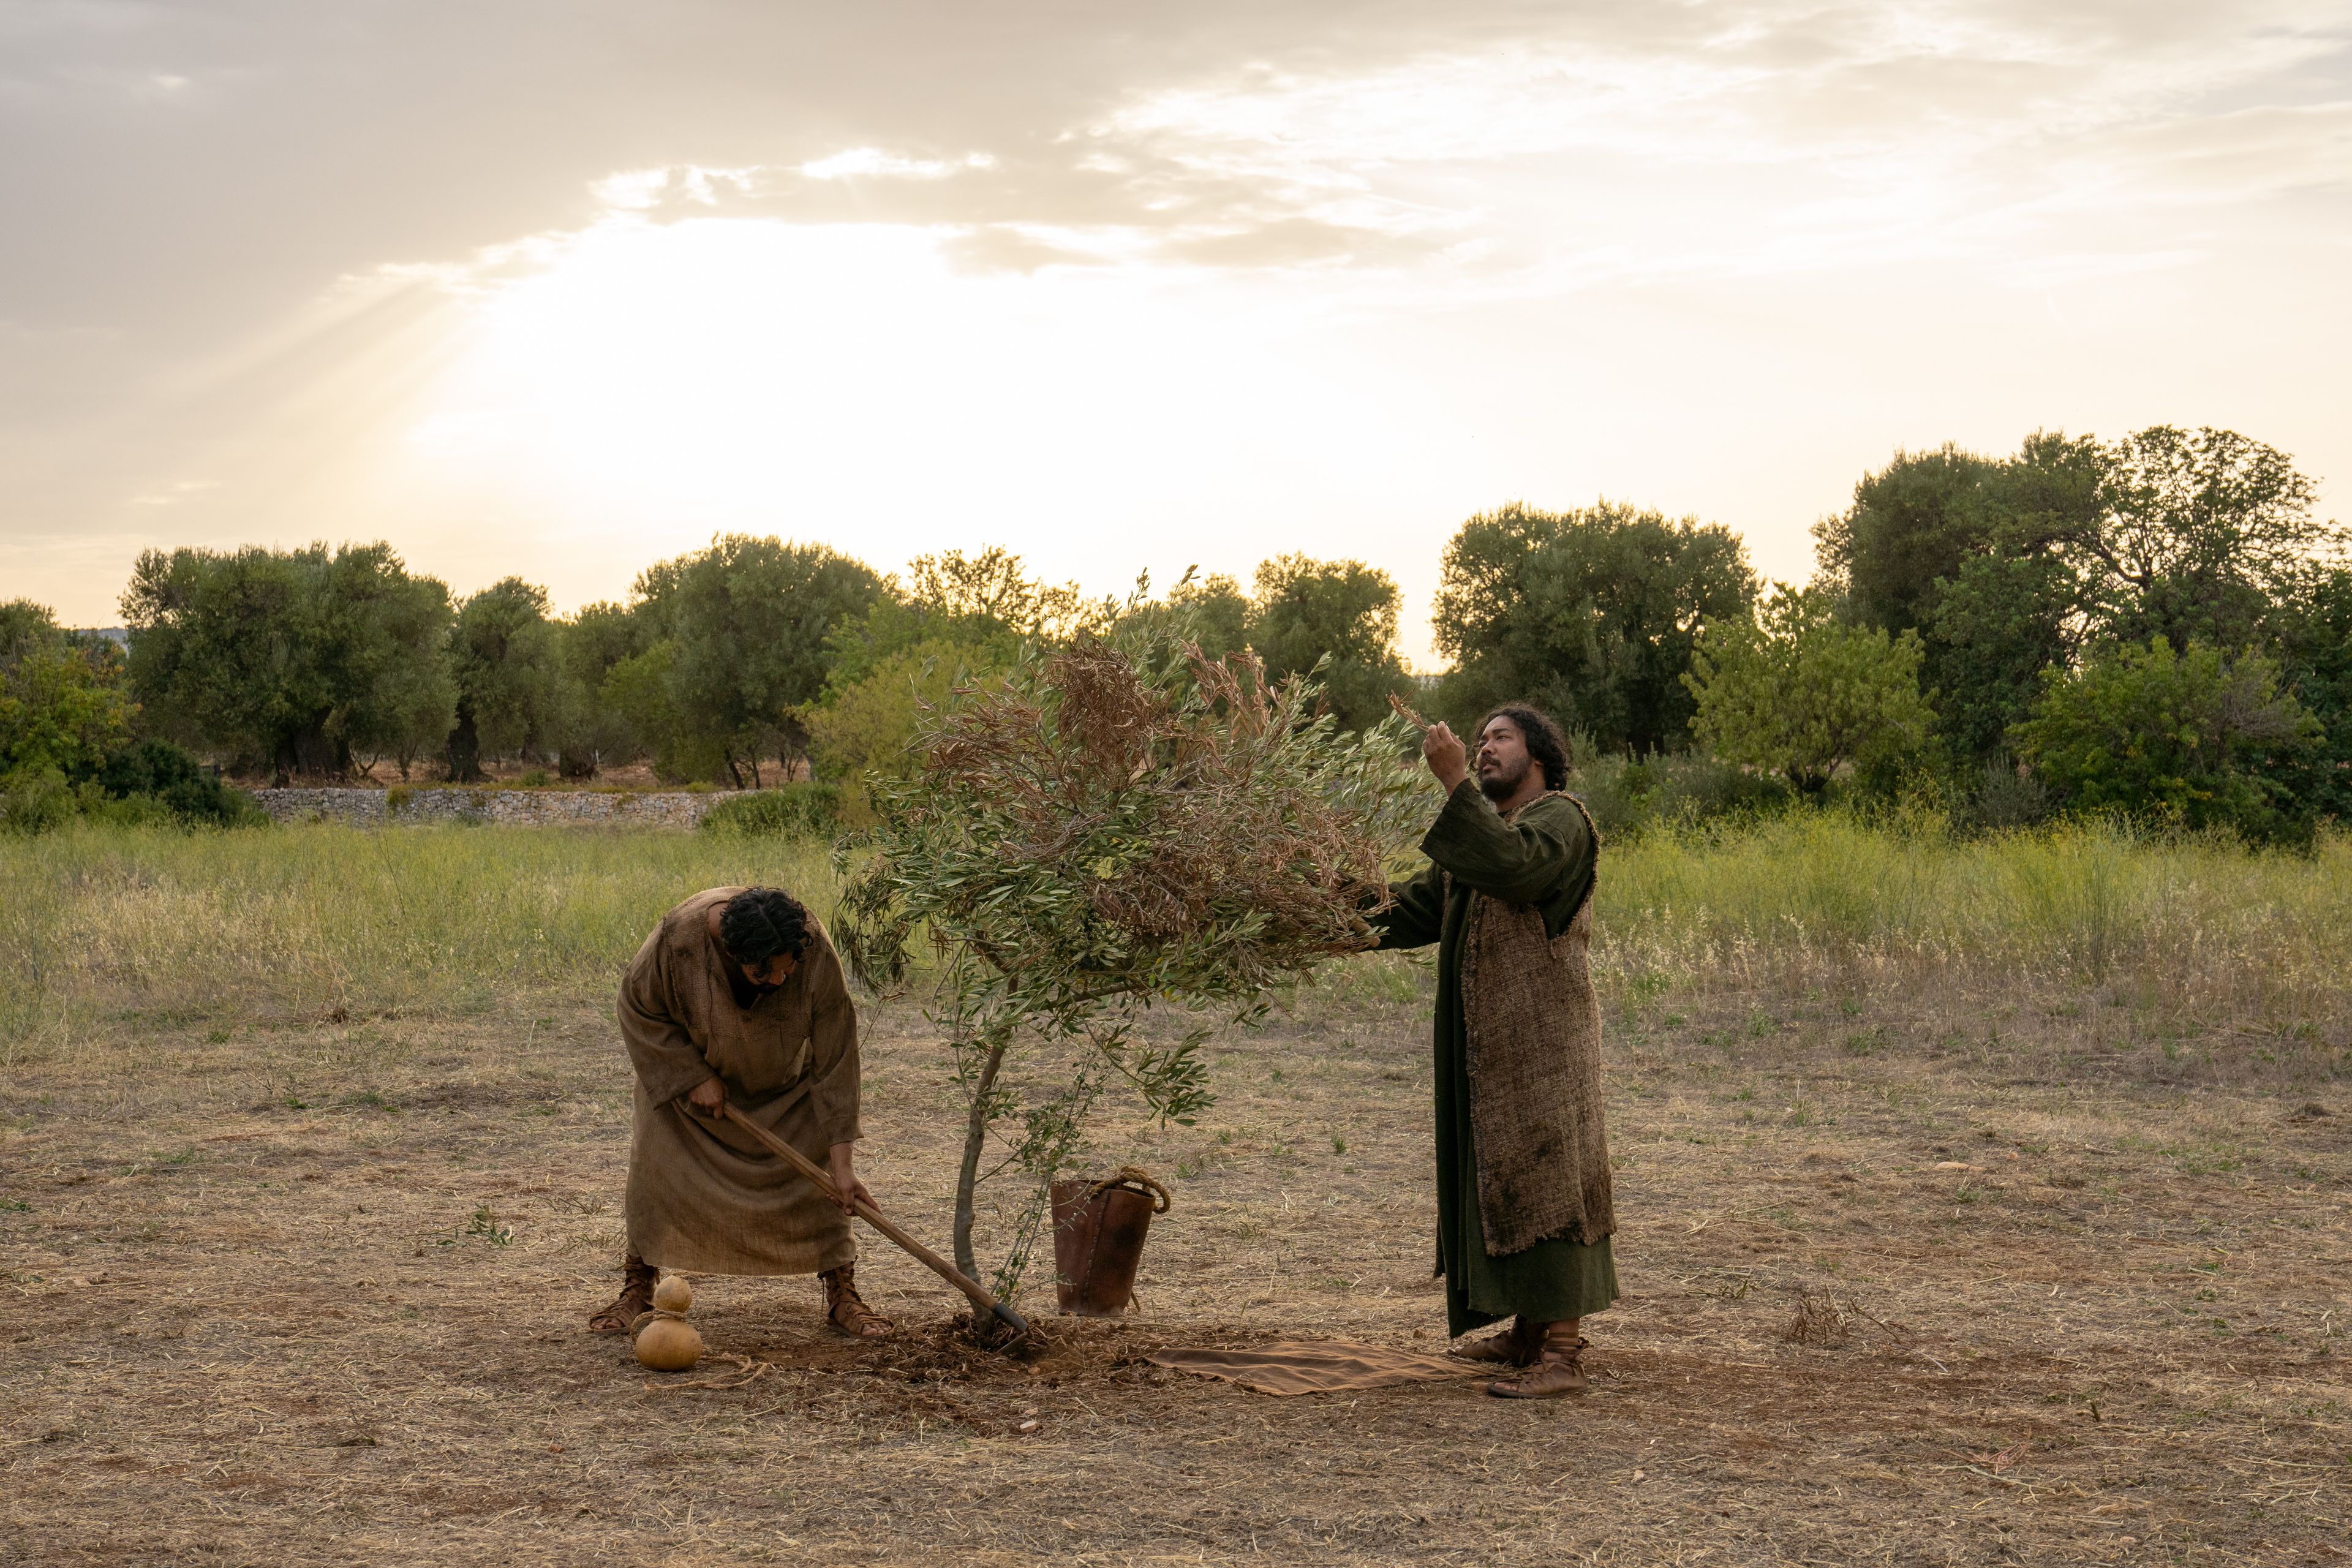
[821,1264,894,1338]
[1451,1317,1539,1367]
[1487,1327,1589,1399]
[589,1265,657,1336]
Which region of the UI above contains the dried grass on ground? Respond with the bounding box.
[2,823,2348,1564]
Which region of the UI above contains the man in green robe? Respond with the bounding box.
[1373,704,1616,1398]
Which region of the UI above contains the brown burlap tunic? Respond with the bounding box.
[619,888,860,1276]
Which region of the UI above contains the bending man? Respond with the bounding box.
[590,885,892,1339]
[1373,705,1616,1398]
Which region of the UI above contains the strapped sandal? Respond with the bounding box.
[589,1266,657,1336]
[1488,1330,1590,1399]
[821,1264,894,1339]
[1451,1317,1539,1367]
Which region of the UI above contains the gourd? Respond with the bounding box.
[632,1314,702,1371]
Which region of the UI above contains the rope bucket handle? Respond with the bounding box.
[1088,1166,1170,1213]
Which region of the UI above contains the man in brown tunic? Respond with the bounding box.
[589,885,892,1338]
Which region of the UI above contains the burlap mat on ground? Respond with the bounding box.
[1148,1341,1488,1395]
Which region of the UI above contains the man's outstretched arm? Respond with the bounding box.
[1420,781,1588,905]
[1371,861,1446,951]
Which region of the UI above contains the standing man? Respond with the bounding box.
[1373,705,1615,1398]
[589,885,894,1339]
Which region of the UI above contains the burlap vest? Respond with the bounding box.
[1453,791,1613,1254]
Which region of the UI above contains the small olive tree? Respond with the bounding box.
[835,622,1425,1300]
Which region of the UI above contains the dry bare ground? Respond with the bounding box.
[4,976,2347,1566]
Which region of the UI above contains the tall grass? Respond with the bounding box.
[6,816,2350,1049]
[1,823,841,1044]
[1599,815,2352,1026]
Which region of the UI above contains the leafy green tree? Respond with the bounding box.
[1814,428,2345,772]
[1812,443,2001,636]
[808,637,1009,823]
[443,578,562,782]
[823,547,1092,697]
[900,546,1099,638]
[1435,500,1755,752]
[2011,638,2320,843]
[1175,572,1250,658]
[121,543,453,782]
[547,600,647,778]
[2074,426,2339,652]
[633,535,888,785]
[2277,568,2352,823]
[1922,548,2082,764]
[603,639,728,784]
[1245,555,1408,731]
[1912,434,2105,764]
[1684,587,1934,794]
[1,600,133,780]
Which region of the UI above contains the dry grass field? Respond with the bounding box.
[4,820,2349,1566]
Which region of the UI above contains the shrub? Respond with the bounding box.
[2011,638,2320,845]
[1570,744,1796,840]
[698,783,842,840]
[0,765,78,835]
[5,740,265,835]
[1685,586,1936,794]
[78,739,266,828]
[1947,756,2054,836]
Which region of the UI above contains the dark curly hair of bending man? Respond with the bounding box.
[718,886,812,969]
[1479,704,1573,793]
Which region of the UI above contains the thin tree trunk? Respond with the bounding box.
[446,718,484,782]
[952,1035,1011,1281]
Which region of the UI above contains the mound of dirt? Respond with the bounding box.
[747,1313,1286,1389]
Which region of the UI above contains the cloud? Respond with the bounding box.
[129,478,219,506]
[6,0,2350,643]
[799,148,997,181]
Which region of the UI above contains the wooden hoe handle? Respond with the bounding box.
[719,1102,1031,1338]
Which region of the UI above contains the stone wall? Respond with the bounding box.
[252,787,729,829]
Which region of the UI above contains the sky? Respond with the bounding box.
[4,1,2348,667]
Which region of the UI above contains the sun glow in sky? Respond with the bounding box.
[5,3,2348,665]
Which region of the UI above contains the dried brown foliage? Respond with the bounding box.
[837,622,1427,1290]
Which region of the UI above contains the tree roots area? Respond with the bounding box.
[3,984,2348,1566]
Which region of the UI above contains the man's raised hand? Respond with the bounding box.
[1422,721,1470,792]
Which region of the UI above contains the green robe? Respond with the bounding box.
[1376,780,1619,1337]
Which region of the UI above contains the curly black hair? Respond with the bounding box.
[1478,704,1572,793]
[718,886,812,968]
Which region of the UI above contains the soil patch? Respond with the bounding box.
[2,984,2347,1565]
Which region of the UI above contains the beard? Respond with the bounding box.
[1477,756,1532,801]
